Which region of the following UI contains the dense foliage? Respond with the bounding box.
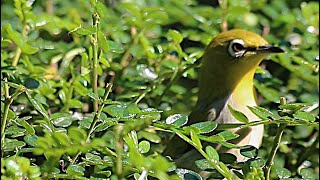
[1,0,319,179]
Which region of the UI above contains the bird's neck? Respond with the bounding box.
[231,70,257,107]
[191,68,257,123]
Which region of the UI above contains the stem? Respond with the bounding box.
[12,48,22,66]
[157,67,180,103]
[1,80,24,150]
[172,129,237,180]
[71,84,113,164]
[219,0,228,32]
[156,61,199,104]
[12,24,28,66]
[264,123,286,180]
[120,30,142,67]
[134,82,157,104]
[1,101,11,146]
[87,83,113,141]
[114,124,124,179]
[63,85,74,112]
[46,0,54,15]
[92,13,100,112]
[198,148,235,180]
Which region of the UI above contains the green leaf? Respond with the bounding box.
[26,91,50,122]
[5,125,26,137]
[191,121,218,134]
[138,140,150,154]
[24,134,38,147]
[276,167,291,178]
[219,141,242,149]
[3,139,26,152]
[228,5,250,17]
[240,145,258,158]
[95,1,108,18]
[66,165,85,176]
[4,24,38,54]
[5,156,29,177]
[278,103,306,111]
[137,131,161,143]
[248,158,265,167]
[87,91,100,100]
[200,135,225,143]
[23,77,40,89]
[34,94,48,107]
[68,127,87,143]
[20,119,35,134]
[205,146,219,161]
[293,111,316,122]
[300,168,317,179]
[68,99,84,109]
[85,153,103,165]
[175,168,202,180]
[165,114,188,127]
[52,132,71,146]
[108,40,124,53]
[143,8,168,24]
[220,153,237,164]
[117,92,140,100]
[136,64,158,80]
[195,159,213,170]
[5,81,25,90]
[217,131,239,141]
[247,106,278,120]
[70,25,96,35]
[190,129,202,149]
[99,57,110,67]
[160,60,178,70]
[1,39,12,48]
[104,103,140,118]
[254,81,281,102]
[98,31,110,52]
[167,29,183,44]
[173,129,194,146]
[227,105,249,123]
[51,112,74,127]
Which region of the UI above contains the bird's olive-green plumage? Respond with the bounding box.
[163,29,284,174]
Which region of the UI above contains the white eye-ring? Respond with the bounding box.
[228,39,246,58]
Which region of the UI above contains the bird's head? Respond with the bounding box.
[198,29,284,102]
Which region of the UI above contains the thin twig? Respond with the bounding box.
[92,13,100,112]
[71,84,113,164]
[1,80,25,149]
[120,29,143,67]
[87,83,113,141]
[264,123,286,180]
[156,61,200,105]
[114,124,124,179]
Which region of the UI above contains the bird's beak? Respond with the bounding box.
[255,45,285,54]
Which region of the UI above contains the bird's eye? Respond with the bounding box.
[231,42,244,52]
[228,39,246,58]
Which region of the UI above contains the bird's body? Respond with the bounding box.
[163,29,284,173]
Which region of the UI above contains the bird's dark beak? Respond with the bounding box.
[255,45,285,54]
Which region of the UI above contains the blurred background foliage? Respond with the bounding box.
[1,0,319,179]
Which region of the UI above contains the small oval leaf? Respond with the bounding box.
[165,114,188,127]
[205,146,219,161]
[276,167,291,178]
[191,121,218,134]
[228,105,249,124]
[240,145,258,158]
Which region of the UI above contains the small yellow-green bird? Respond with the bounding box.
[163,29,284,172]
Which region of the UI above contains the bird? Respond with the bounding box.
[162,29,284,175]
